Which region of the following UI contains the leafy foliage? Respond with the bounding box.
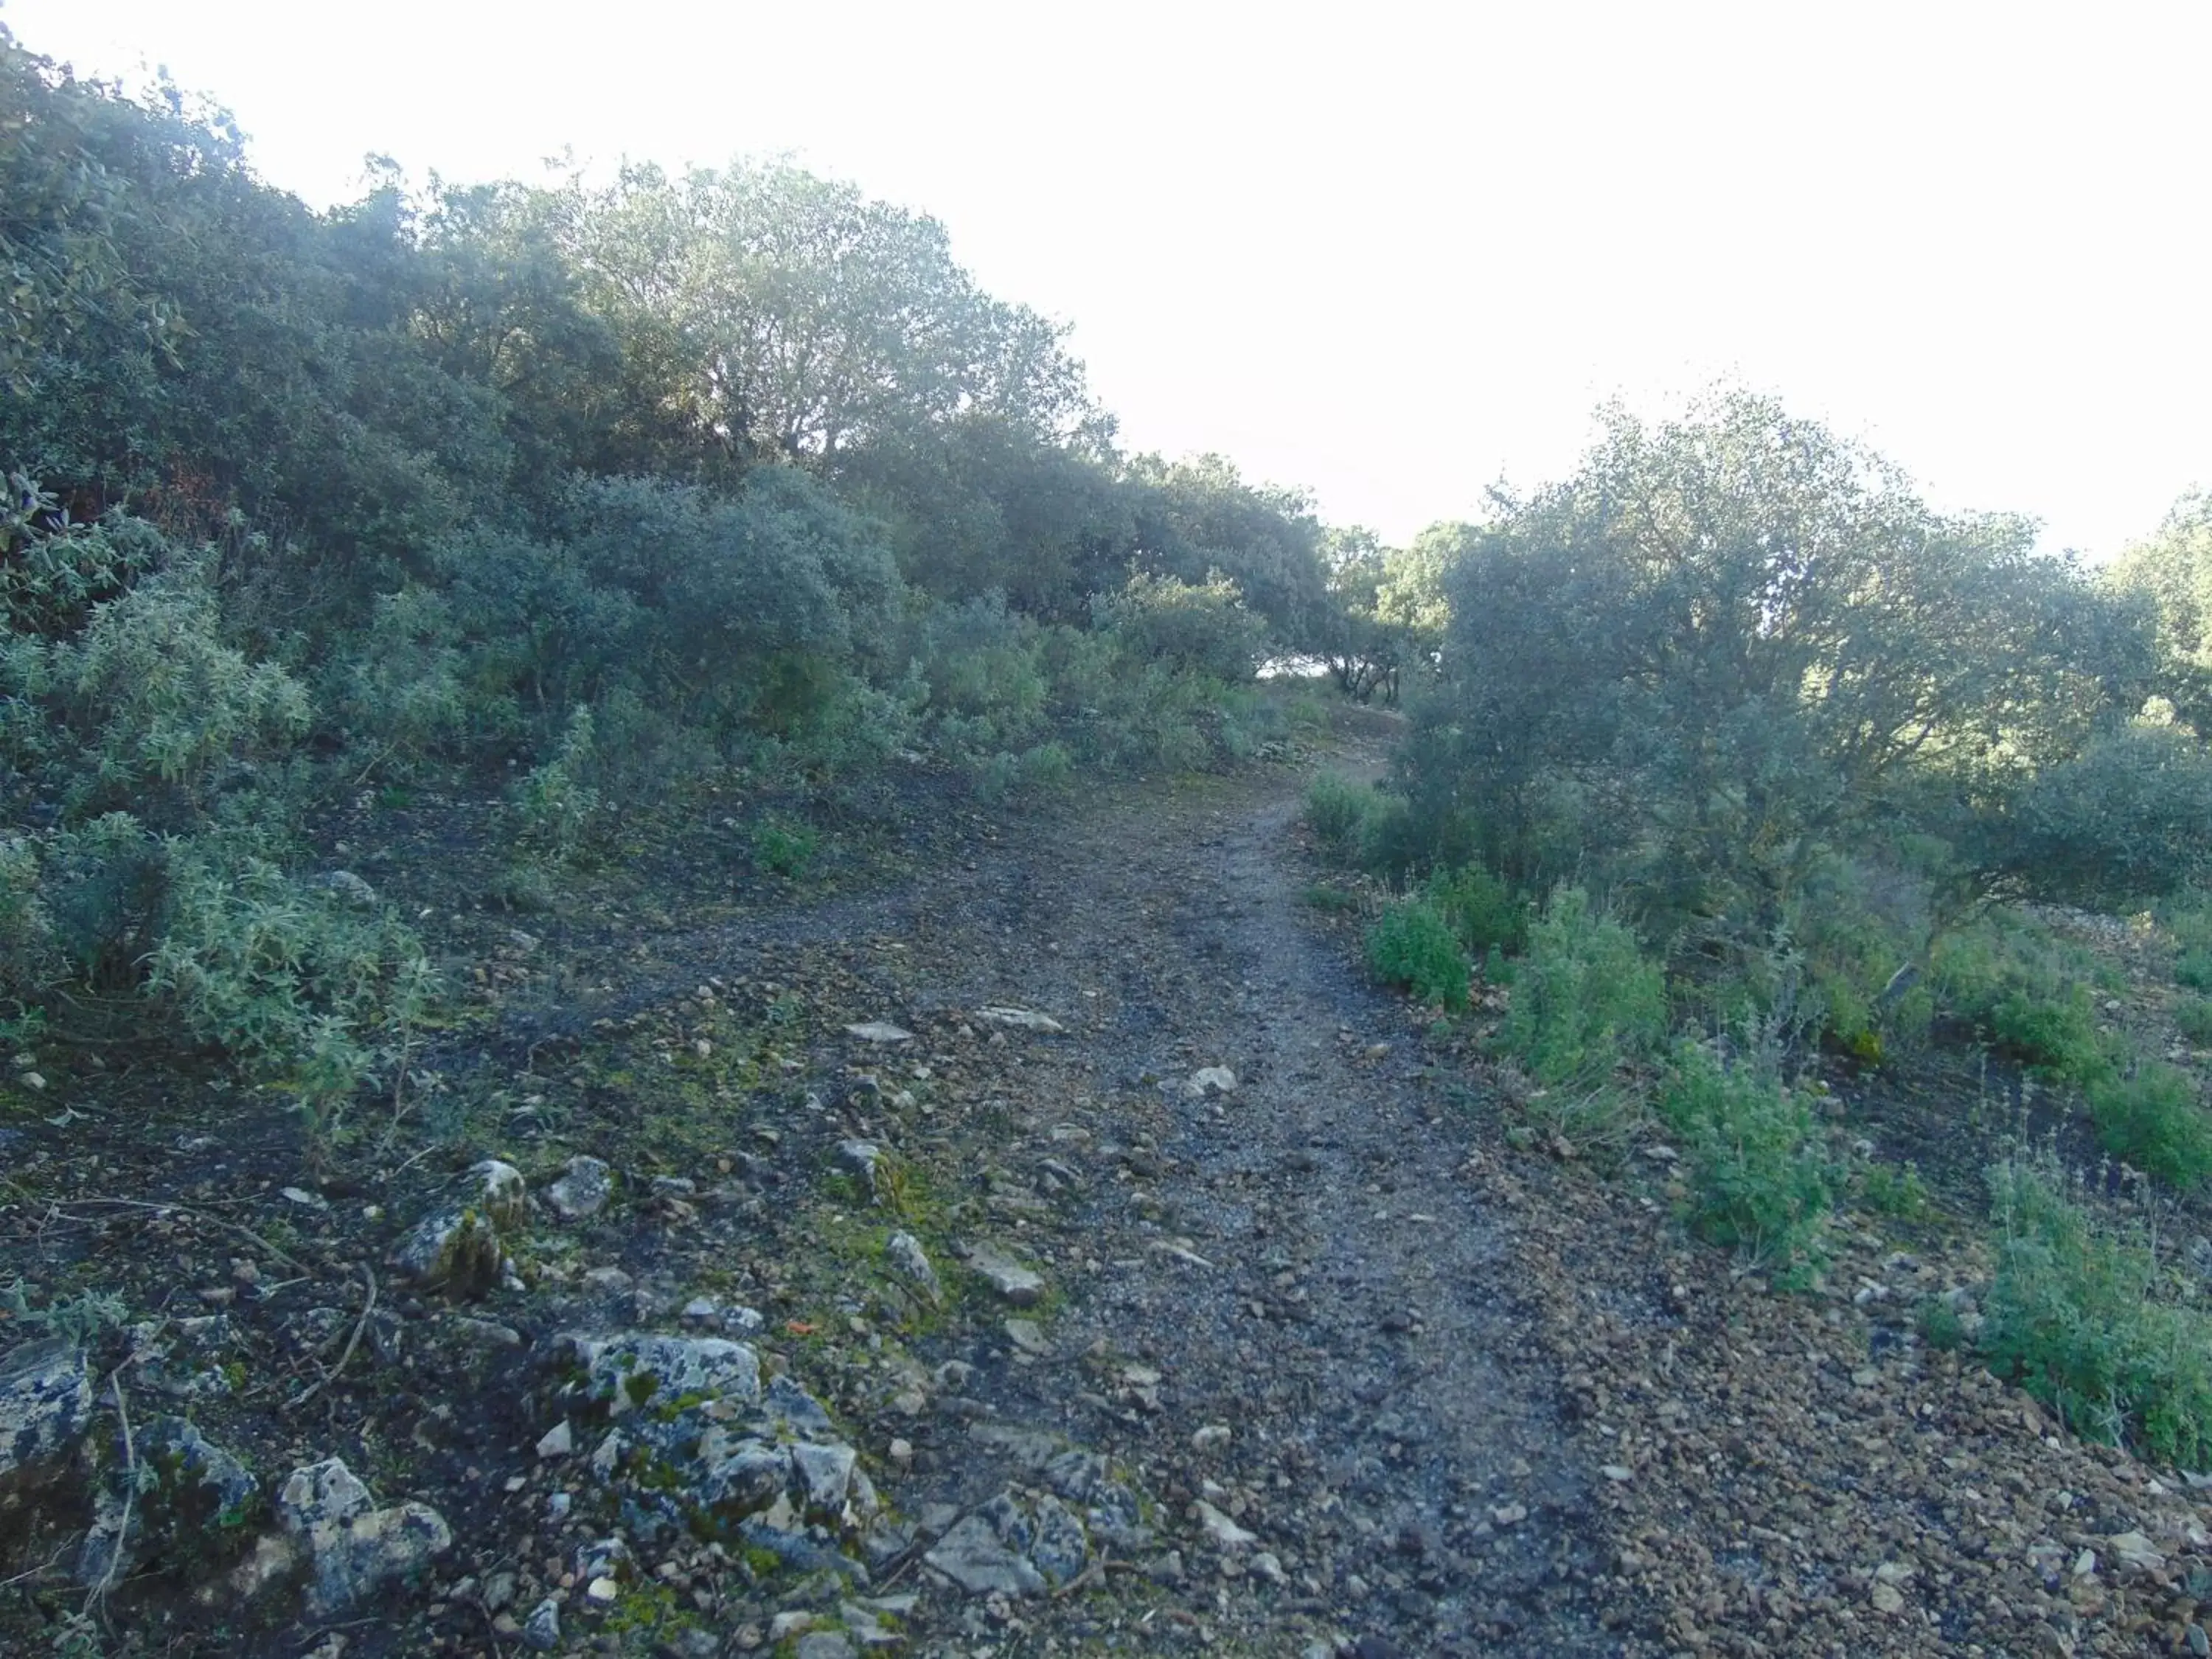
[1405,394,2156,937]
[1499,886,1667,1088]
[1364,897,1467,1008]
[1657,1044,1832,1281]
[1304,773,1374,864]
[1983,1152,2212,1465]
[2086,1064,2212,1190]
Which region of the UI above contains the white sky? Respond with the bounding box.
[10,0,2210,557]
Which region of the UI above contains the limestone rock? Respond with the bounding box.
[573,1332,760,1415]
[974,1006,1065,1034]
[885,1231,942,1306]
[1183,1066,1238,1099]
[391,1206,505,1296]
[547,1155,613,1221]
[77,1416,260,1585]
[1194,1499,1257,1550]
[967,1243,1045,1307]
[523,1596,561,1650]
[0,1338,91,1491]
[391,1161,526,1295]
[560,1332,866,1547]
[844,1021,914,1044]
[927,1496,1047,1596]
[276,1456,451,1615]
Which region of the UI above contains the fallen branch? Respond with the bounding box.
[286,1262,376,1411]
[83,1367,137,1618]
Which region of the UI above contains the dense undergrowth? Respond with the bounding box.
[0,26,1349,1166]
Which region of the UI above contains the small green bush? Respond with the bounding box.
[2176,995,2212,1047]
[1428,863,1527,956]
[1983,1153,2212,1465]
[1935,913,2112,1085]
[1657,1044,1832,1284]
[1304,772,1372,864]
[1091,571,1265,682]
[517,706,602,863]
[1015,740,1074,793]
[150,855,434,1154]
[1364,896,1467,1008]
[1500,886,1666,1087]
[751,818,820,878]
[1860,1160,1935,1220]
[2086,1063,2212,1190]
[2180,950,2212,992]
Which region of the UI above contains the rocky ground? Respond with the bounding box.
[5,711,2212,1657]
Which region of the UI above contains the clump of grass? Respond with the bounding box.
[1933,913,2114,1085]
[1860,1160,1935,1221]
[2086,1062,2212,1191]
[1364,895,1467,1008]
[1656,1043,1832,1286]
[1983,1150,2212,1466]
[1301,883,1360,914]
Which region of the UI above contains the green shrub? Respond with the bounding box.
[2176,995,2212,1047]
[975,740,1075,803]
[1500,886,1666,1087]
[1015,740,1074,792]
[1657,1044,1832,1283]
[38,813,173,990]
[751,818,820,878]
[149,855,434,1155]
[1305,773,1372,863]
[1092,571,1265,682]
[1352,790,1482,891]
[2180,950,2212,992]
[1983,1153,2212,1464]
[1784,855,1933,1061]
[517,705,602,863]
[0,835,52,1000]
[1918,1295,1968,1352]
[1934,913,2112,1085]
[1860,1160,1935,1220]
[1427,863,1527,956]
[1364,896,1467,1008]
[2086,1063,2212,1189]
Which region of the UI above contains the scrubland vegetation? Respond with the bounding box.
[1310,401,2212,1457]
[0,29,1363,1154]
[13,4,2212,1510]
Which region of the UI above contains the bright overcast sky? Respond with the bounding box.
[10,0,2210,557]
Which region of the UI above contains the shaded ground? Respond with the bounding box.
[5,709,2212,1657]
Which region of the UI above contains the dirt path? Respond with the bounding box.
[856,758,1606,1652]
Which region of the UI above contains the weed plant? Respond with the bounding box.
[1364,896,1467,1007]
[1983,1150,2212,1466]
[1304,772,1372,864]
[1657,1043,1832,1284]
[2086,1063,2212,1190]
[2176,995,2212,1048]
[1499,886,1666,1088]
